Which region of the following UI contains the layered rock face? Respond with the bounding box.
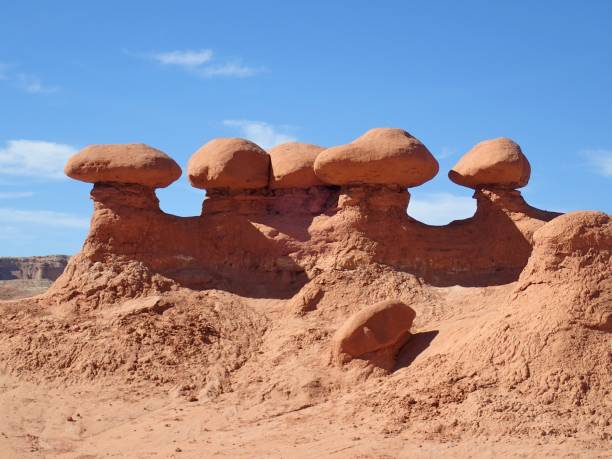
[0,256,69,281]
[47,129,564,308]
[0,256,69,300]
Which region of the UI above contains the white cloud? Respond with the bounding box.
[408,192,476,225]
[0,63,9,80]
[15,73,59,94]
[438,147,457,160]
[0,191,34,199]
[0,140,77,179]
[143,48,264,78]
[0,63,58,93]
[584,150,612,177]
[223,120,297,149]
[150,49,213,67]
[0,208,89,229]
[195,62,263,78]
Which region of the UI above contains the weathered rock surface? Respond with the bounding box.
[65,144,181,188]
[332,299,416,370]
[314,128,439,186]
[449,137,531,189]
[268,142,325,189]
[188,138,270,190]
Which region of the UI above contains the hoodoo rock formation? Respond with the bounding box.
[1,127,610,456]
[43,131,564,305]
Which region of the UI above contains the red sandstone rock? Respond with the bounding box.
[65,144,181,188]
[531,210,611,253]
[449,137,530,189]
[332,300,416,369]
[519,210,611,331]
[314,128,439,187]
[269,142,325,189]
[187,138,270,190]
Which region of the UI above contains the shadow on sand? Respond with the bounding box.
[393,330,439,372]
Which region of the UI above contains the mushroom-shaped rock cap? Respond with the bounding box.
[449,138,531,189]
[269,142,325,189]
[65,144,182,188]
[313,128,439,187]
[187,138,270,190]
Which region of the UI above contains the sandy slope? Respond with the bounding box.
[1,375,604,458]
[1,280,609,458]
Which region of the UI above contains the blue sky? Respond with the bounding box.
[1,0,611,256]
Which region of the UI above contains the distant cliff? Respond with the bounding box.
[0,255,69,282]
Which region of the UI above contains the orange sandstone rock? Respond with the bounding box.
[449,137,530,189]
[314,128,439,187]
[188,138,270,190]
[531,210,611,253]
[332,299,416,369]
[269,142,325,189]
[65,144,181,188]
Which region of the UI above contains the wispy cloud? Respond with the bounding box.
[0,63,9,80]
[0,208,89,229]
[408,192,476,225]
[0,191,35,199]
[0,140,77,179]
[150,49,213,67]
[140,48,265,78]
[15,73,58,93]
[195,62,262,78]
[438,146,457,160]
[584,150,612,177]
[223,120,297,149]
[0,62,58,93]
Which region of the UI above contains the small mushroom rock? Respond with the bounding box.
[269,142,325,189]
[313,128,439,187]
[449,137,531,189]
[65,144,182,188]
[332,299,416,370]
[187,138,270,190]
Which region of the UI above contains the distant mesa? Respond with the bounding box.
[268,142,325,189]
[187,138,270,190]
[448,137,530,189]
[314,128,439,187]
[65,144,182,188]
